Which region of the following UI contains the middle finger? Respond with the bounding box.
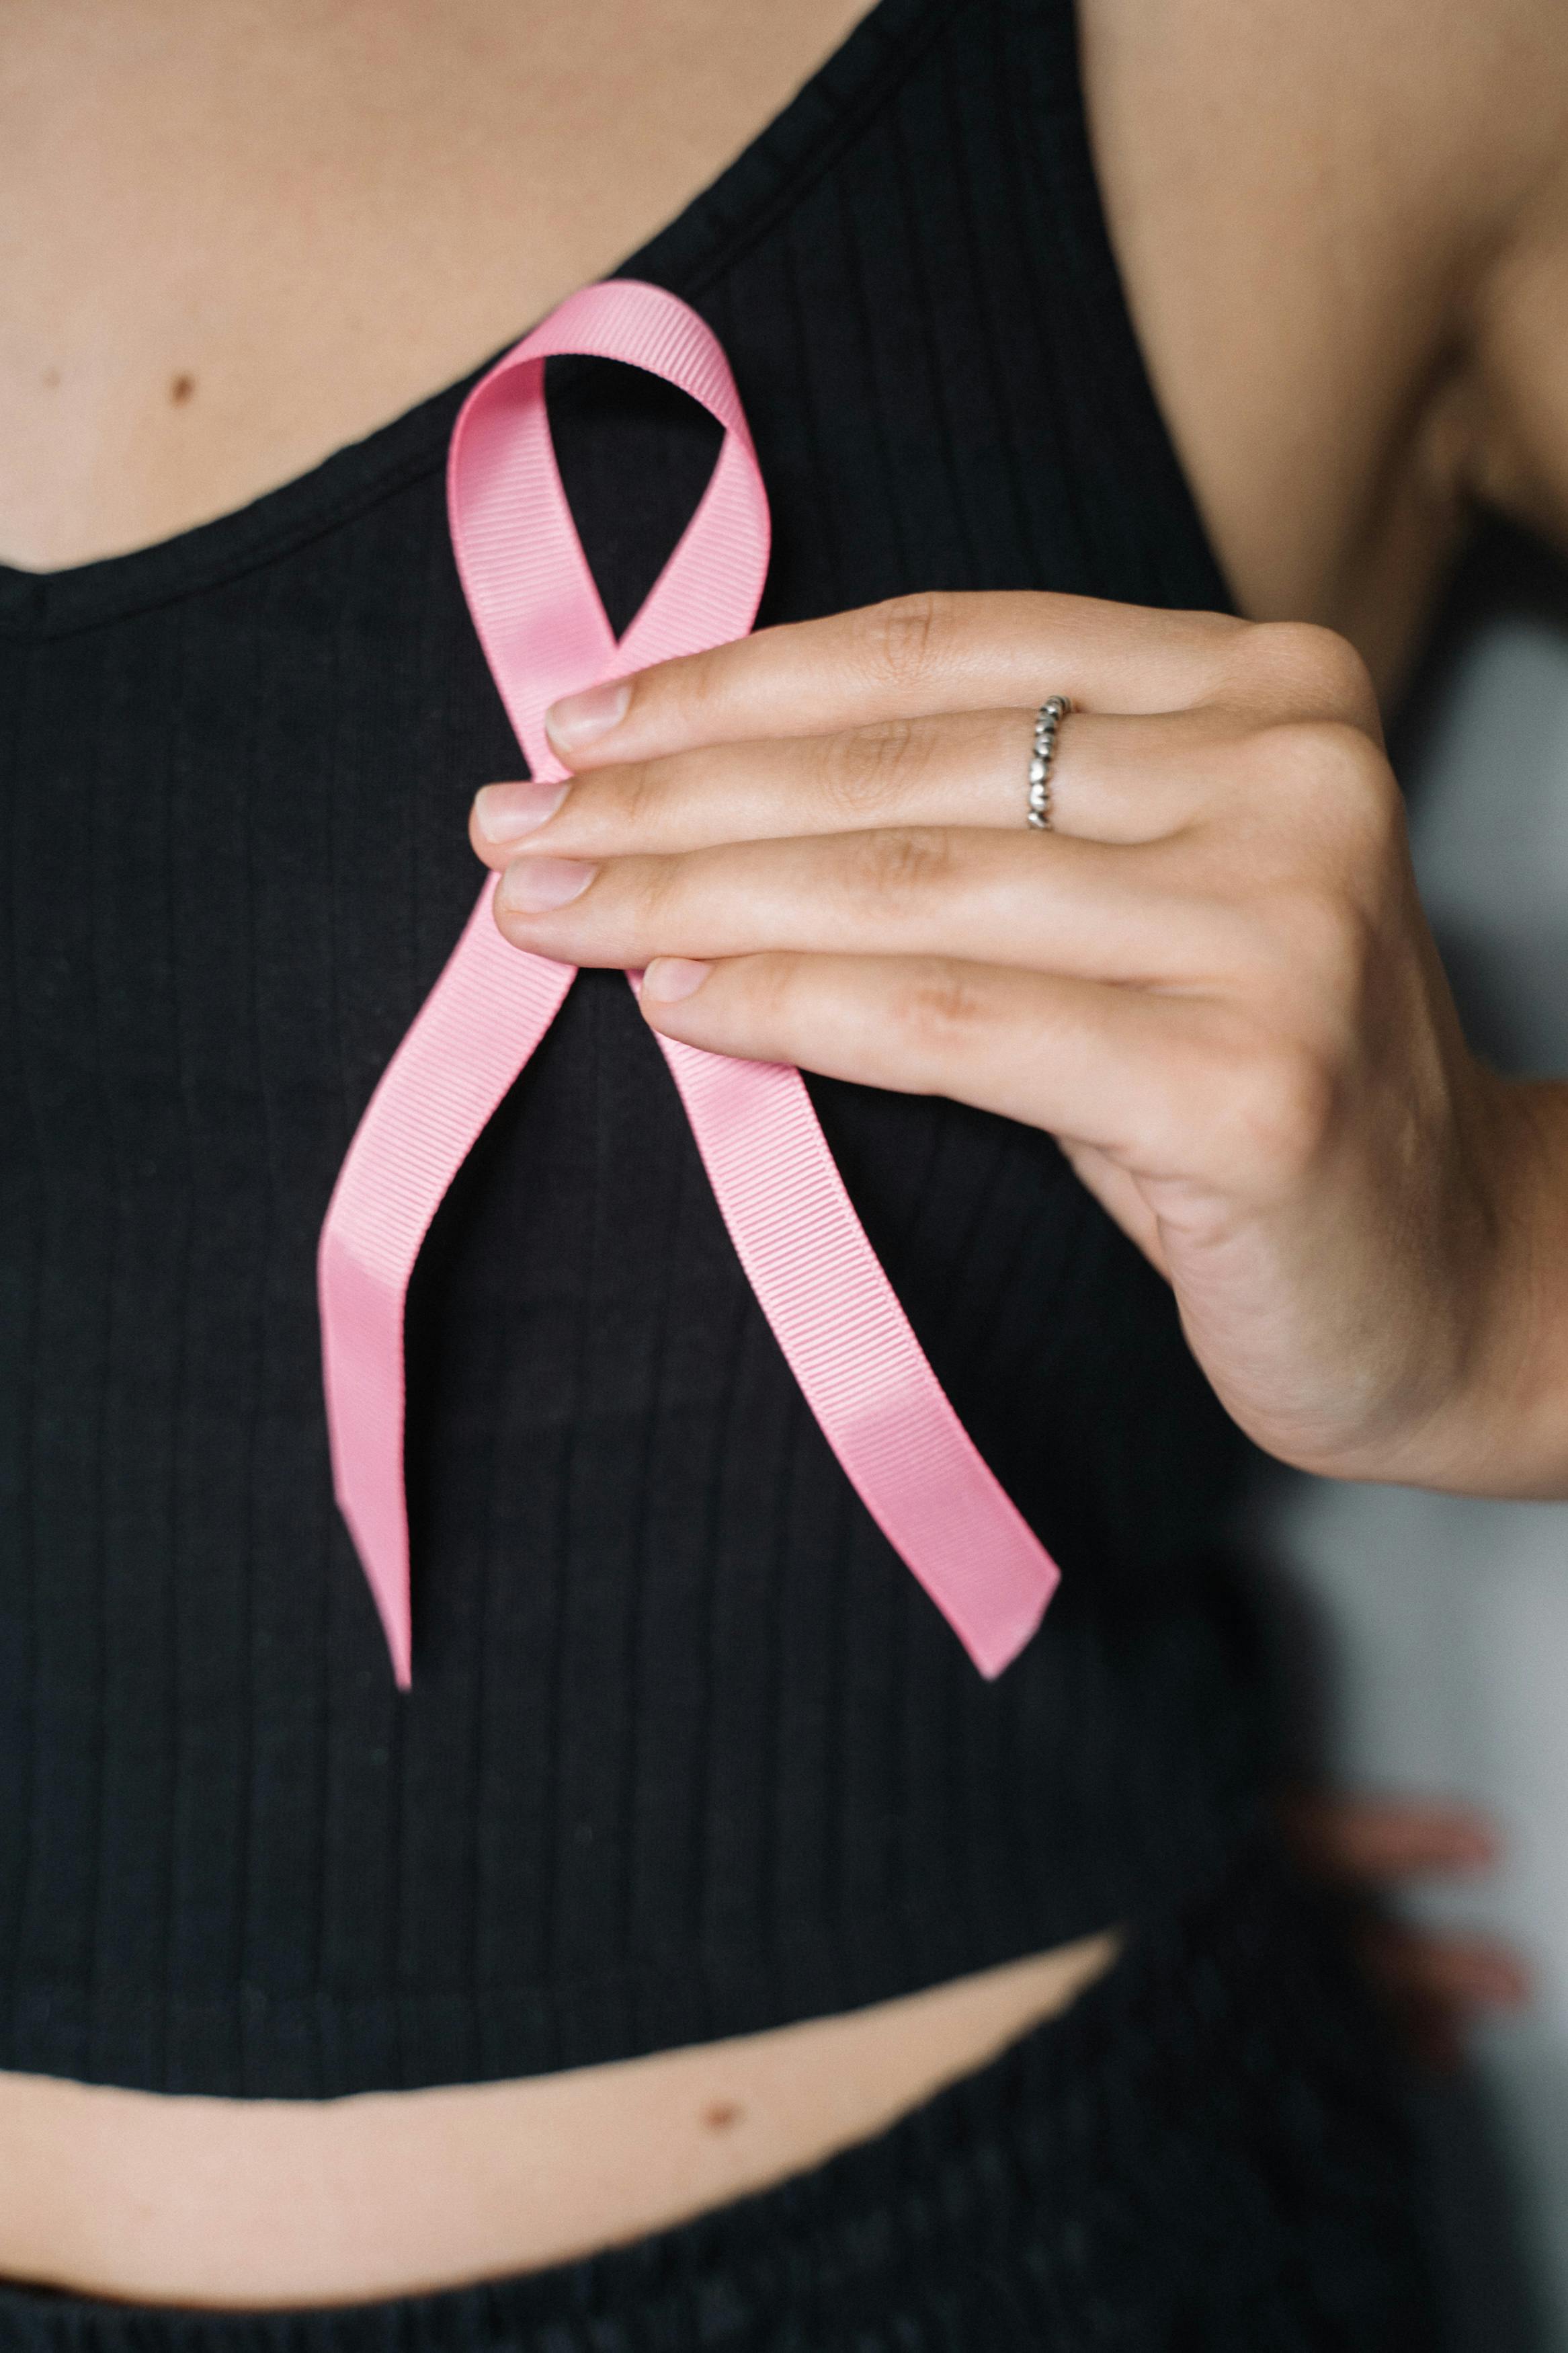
[471,706,1245,869]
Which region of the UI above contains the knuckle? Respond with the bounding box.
[1325,733,1402,854]
[1288,720,1403,861]
[854,591,956,694]
[1252,717,1399,834]
[605,756,664,834]
[638,644,725,736]
[892,960,993,1072]
[1268,879,1374,1004]
[631,848,684,926]
[1233,881,1380,1064]
[1222,1027,1338,1185]
[847,824,955,906]
[819,718,928,817]
[741,952,802,1028]
[1236,621,1378,724]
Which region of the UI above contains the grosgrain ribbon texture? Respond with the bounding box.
[317,277,1059,1687]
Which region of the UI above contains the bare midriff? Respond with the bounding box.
[0,1932,1118,2308]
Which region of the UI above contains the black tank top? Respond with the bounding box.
[0,0,1270,2098]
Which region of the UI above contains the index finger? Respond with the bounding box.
[544,590,1253,766]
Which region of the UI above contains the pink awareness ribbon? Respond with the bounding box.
[317,278,1059,1689]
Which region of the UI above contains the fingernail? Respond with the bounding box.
[642,957,712,1004]
[546,678,630,751]
[499,857,597,913]
[474,780,569,843]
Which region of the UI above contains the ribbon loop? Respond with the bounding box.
[318,278,1059,1688]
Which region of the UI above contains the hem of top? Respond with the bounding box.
[0,1806,1264,2100]
[0,0,971,644]
[0,1843,1299,2340]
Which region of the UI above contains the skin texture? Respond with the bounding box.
[480,596,1568,1497]
[0,1934,1119,2307]
[0,0,1564,2307]
[1082,0,1568,682]
[0,0,872,567]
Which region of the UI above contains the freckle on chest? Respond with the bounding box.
[169,372,196,405]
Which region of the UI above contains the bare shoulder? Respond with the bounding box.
[1464,58,1568,550]
[1078,0,1568,676]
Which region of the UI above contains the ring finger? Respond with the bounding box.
[491,821,1231,982]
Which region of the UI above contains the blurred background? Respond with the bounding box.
[1245,523,1568,2352]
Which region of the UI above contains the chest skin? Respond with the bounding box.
[4,0,1568,693]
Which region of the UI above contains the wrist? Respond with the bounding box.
[1347,1072,1568,1497]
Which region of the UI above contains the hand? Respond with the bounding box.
[470,590,1568,1493]
[1282,1788,1530,2070]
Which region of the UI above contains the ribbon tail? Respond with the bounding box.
[650,1031,1059,1677]
[319,876,576,1683]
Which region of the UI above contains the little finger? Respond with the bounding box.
[636,949,1222,1166]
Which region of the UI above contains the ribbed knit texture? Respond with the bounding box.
[0,1845,1442,2348]
[0,0,1267,2097]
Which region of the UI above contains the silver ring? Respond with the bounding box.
[1026,696,1071,831]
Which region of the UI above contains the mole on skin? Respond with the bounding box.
[702,2100,744,2131]
[169,372,196,405]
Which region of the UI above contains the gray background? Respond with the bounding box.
[1245,527,1568,2349]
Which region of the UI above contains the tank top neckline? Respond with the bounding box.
[0,0,1225,641]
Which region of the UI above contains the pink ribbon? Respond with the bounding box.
[317,279,1059,1688]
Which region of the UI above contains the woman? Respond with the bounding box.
[0,0,1561,2336]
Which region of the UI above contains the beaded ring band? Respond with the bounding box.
[1026,694,1072,830]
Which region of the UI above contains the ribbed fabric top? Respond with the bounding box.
[0,0,1269,2098]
